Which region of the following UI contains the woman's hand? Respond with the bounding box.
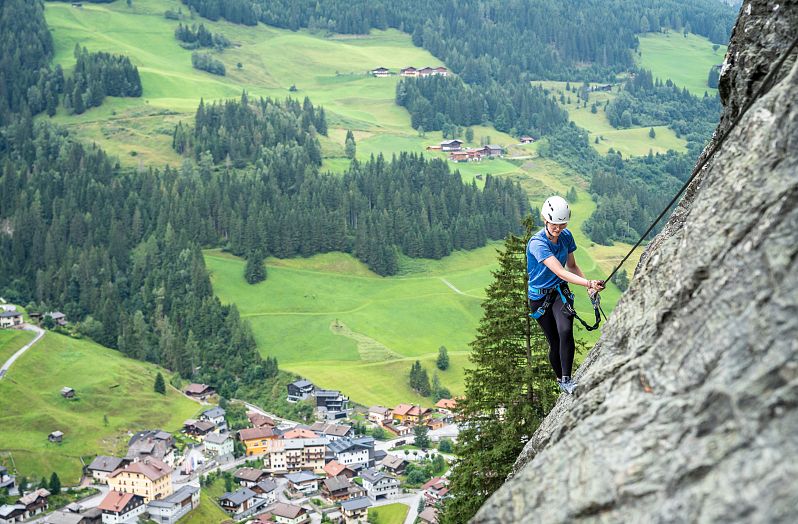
[587,280,605,295]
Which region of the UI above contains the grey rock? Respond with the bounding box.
[472,3,798,523]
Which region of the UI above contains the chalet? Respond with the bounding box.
[146,485,199,524]
[60,387,76,399]
[239,426,278,456]
[199,406,226,429]
[323,460,356,479]
[284,471,319,495]
[391,404,432,426]
[482,144,504,157]
[248,412,276,428]
[440,139,463,152]
[19,489,51,518]
[250,479,279,505]
[182,419,215,438]
[314,389,349,420]
[0,503,26,524]
[267,503,309,524]
[219,487,265,518]
[421,477,450,504]
[399,67,418,77]
[281,427,319,440]
[184,383,214,399]
[434,398,457,414]
[71,2,83,7]
[382,423,411,437]
[286,379,314,402]
[418,507,439,524]
[87,456,127,484]
[203,432,234,458]
[0,466,15,492]
[49,431,64,443]
[309,422,353,441]
[339,497,371,523]
[233,467,269,487]
[434,66,449,76]
[98,491,144,524]
[360,469,399,501]
[126,430,175,465]
[370,67,390,77]
[326,437,375,469]
[46,312,67,326]
[107,458,173,503]
[519,136,536,144]
[0,311,22,328]
[379,455,407,475]
[367,406,392,425]
[321,475,362,503]
[417,66,436,76]
[449,149,483,163]
[373,449,387,464]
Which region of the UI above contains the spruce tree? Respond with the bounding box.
[154,372,166,395]
[345,129,356,159]
[49,472,61,494]
[245,250,266,284]
[439,217,558,524]
[436,346,449,370]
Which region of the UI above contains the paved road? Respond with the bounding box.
[0,324,45,380]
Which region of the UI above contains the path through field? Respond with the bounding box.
[0,324,45,380]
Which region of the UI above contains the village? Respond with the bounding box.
[0,305,457,524]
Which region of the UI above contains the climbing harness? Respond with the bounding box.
[529,282,606,331]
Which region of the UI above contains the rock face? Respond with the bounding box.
[472,3,798,523]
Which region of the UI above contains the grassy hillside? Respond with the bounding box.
[0,332,200,484]
[637,32,728,96]
[0,330,35,365]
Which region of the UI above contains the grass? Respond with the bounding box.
[0,330,35,365]
[0,332,200,485]
[369,503,409,524]
[637,32,729,96]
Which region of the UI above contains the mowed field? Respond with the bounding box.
[637,32,729,96]
[0,329,35,365]
[0,332,200,484]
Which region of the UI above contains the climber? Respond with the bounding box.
[527,196,605,395]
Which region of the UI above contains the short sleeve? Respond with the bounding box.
[529,238,553,264]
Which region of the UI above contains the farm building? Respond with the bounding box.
[60,387,75,399]
[48,431,64,443]
[0,311,22,328]
[440,139,463,152]
[184,383,214,399]
[370,67,390,77]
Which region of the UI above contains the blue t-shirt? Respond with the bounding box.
[527,228,577,299]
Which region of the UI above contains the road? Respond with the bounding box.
[0,323,45,380]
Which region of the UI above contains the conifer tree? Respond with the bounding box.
[49,472,61,494]
[439,217,558,524]
[345,129,356,159]
[154,372,166,395]
[436,346,449,370]
[245,250,266,284]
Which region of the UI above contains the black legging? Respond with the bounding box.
[529,295,575,380]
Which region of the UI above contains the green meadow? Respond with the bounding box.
[369,503,410,524]
[0,332,199,484]
[637,32,728,96]
[0,330,34,365]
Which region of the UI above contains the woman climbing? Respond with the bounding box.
[527,196,605,394]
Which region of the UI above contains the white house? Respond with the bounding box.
[326,437,374,469]
[98,491,146,524]
[203,432,233,458]
[199,407,226,430]
[0,311,22,328]
[87,456,127,484]
[146,486,200,524]
[360,470,400,501]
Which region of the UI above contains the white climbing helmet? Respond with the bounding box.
[541,196,571,224]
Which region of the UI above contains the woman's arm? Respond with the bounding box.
[543,253,604,292]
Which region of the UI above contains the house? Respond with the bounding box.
[0,465,15,492]
[281,427,319,440]
[145,485,199,524]
[239,426,278,456]
[87,456,127,484]
[182,419,215,438]
[251,479,279,505]
[248,412,275,428]
[434,398,457,414]
[439,139,463,152]
[360,470,399,501]
[0,311,22,328]
[379,455,407,475]
[433,66,449,76]
[98,491,145,524]
[421,477,450,504]
[199,406,226,429]
[49,431,64,443]
[267,503,309,524]
[339,497,371,523]
[106,458,173,502]
[417,66,436,77]
[321,475,362,503]
[286,379,314,402]
[218,487,265,518]
[418,507,439,524]
[313,389,349,420]
[519,135,536,144]
[323,460,355,479]
[309,422,353,441]
[184,383,214,399]
[233,467,269,487]
[449,149,483,162]
[41,507,102,524]
[373,449,387,464]
[126,430,175,465]
[46,312,67,326]
[370,67,390,77]
[203,432,234,458]
[326,437,375,469]
[391,404,432,426]
[399,66,418,77]
[367,406,392,425]
[482,144,504,157]
[283,438,327,472]
[382,423,411,437]
[18,488,50,517]
[0,503,26,523]
[60,387,76,399]
[284,471,319,495]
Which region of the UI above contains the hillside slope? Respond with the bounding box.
[473,2,798,522]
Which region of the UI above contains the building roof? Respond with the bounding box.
[186,420,215,432]
[327,436,373,454]
[88,455,125,473]
[239,427,276,441]
[281,427,319,439]
[422,477,448,490]
[40,510,87,524]
[285,471,318,484]
[202,406,225,419]
[309,422,352,437]
[253,479,278,494]
[220,487,256,506]
[47,311,65,320]
[154,485,198,507]
[248,412,275,427]
[19,488,51,505]
[0,311,21,318]
[361,469,395,484]
[50,430,64,437]
[323,475,352,492]
[269,502,305,519]
[0,504,26,518]
[98,491,136,512]
[290,379,313,389]
[109,458,172,481]
[234,467,265,482]
[204,432,231,445]
[340,496,372,512]
[439,139,462,146]
[313,389,343,398]
[184,383,211,394]
[381,455,406,469]
[323,460,351,478]
[435,398,457,410]
[485,144,504,150]
[368,406,390,415]
[418,507,439,523]
[372,67,389,72]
